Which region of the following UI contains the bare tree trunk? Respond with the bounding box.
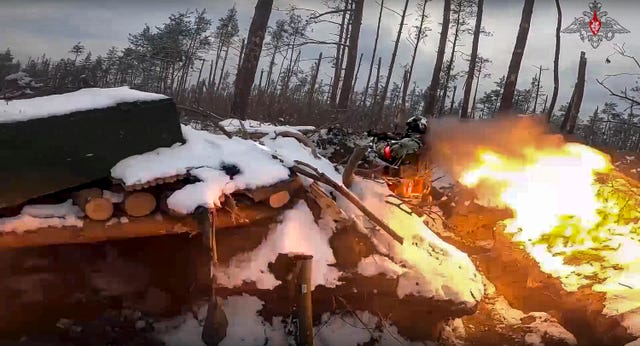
[471,60,483,118]
[395,68,411,131]
[499,0,535,113]
[265,46,279,92]
[196,59,206,87]
[282,49,301,94]
[448,84,457,114]
[532,65,547,113]
[371,56,382,110]
[545,0,562,122]
[338,0,364,111]
[350,52,364,103]
[237,38,246,68]
[461,0,484,119]
[231,0,274,119]
[376,0,410,117]
[399,0,428,119]
[561,51,586,134]
[274,51,288,93]
[216,45,231,94]
[308,52,323,106]
[211,41,225,89]
[438,1,463,116]
[258,68,264,90]
[206,59,215,90]
[330,0,349,105]
[361,0,384,107]
[422,0,451,118]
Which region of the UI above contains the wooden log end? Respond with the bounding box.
[124,192,157,217]
[269,190,290,208]
[85,197,114,221]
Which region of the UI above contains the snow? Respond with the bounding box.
[0,86,168,123]
[315,311,431,346]
[112,119,482,306]
[0,199,84,233]
[215,200,341,290]
[220,118,315,134]
[21,199,83,218]
[4,72,41,88]
[357,254,406,278]
[219,295,288,346]
[347,181,483,306]
[259,132,484,307]
[315,311,377,346]
[156,294,287,346]
[103,190,124,203]
[524,333,543,346]
[157,296,429,346]
[112,126,291,214]
[4,72,26,80]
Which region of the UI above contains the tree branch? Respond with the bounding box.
[310,9,353,20]
[596,79,640,107]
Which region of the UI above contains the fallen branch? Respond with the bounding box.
[292,160,404,245]
[176,105,234,139]
[275,130,319,158]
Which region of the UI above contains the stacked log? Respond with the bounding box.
[72,188,113,221]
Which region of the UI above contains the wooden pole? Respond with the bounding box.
[197,206,228,346]
[291,254,314,346]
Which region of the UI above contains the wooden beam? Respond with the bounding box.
[0,203,282,249]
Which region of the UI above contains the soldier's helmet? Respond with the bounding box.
[405,115,429,135]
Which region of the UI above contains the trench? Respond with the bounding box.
[429,188,637,346]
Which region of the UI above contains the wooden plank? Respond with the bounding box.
[0,203,283,249]
[0,98,184,208]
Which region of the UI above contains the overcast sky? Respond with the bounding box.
[2,0,639,118]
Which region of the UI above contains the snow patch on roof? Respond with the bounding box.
[0,86,168,123]
[215,200,341,290]
[112,125,291,214]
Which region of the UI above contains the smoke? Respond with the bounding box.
[426,116,566,179]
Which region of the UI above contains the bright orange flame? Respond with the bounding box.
[457,142,640,316]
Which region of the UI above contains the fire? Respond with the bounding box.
[457,141,640,316]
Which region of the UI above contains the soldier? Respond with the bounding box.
[368,116,431,199]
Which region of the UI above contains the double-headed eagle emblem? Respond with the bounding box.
[561,1,629,49]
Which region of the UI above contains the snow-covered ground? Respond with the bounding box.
[220,118,316,134]
[156,294,436,346]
